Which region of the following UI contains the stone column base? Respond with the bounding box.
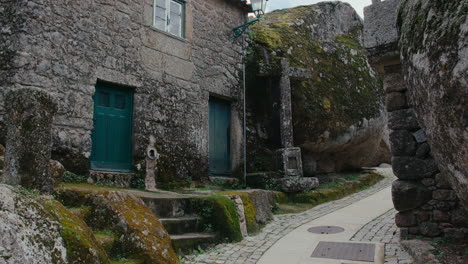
[275,147,304,177]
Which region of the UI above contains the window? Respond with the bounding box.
[153,0,185,38]
[114,94,126,110]
[98,92,110,107]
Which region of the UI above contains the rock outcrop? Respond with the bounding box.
[397,0,468,209]
[39,198,110,264]
[0,184,67,264]
[56,185,179,264]
[2,88,58,193]
[249,2,390,174]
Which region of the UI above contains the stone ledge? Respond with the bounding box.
[88,170,134,188]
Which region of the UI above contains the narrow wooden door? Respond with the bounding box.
[209,98,231,176]
[91,82,134,172]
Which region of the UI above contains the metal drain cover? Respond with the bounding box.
[307,226,345,234]
[311,241,375,262]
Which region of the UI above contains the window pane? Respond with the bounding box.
[115,94,126,110]
[169,1,182,36]
[154,17,166,30]
[155,0,166,8]
[98,92,110,107]
[154,0,167,30]
[155,7,166,19]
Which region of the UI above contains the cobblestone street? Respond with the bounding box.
[351,209,414,263]
[182,168,411,264]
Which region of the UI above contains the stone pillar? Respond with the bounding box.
[275,58,304,178]
[279,58,294,149]
[145,135,159,191]
[2,88,57,193]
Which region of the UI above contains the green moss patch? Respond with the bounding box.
[192,195,242,242]
[277,173,383,214]
[55,186,179,264]
[221,192,262,235]
[39,198,110,264]
[248,4,383,144]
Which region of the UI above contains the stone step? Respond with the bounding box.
[67,206,91,221]
[160,216,203,235]
[89,170,135,188]
[170,233,217,254]
[139,197,195,218]
[94,232,117,253]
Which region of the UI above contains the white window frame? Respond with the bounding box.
[153,0,185,38]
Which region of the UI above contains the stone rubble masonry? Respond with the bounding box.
[0,0,247,180]
[364,0,468,240]
[397,0,468,210]
[2,88,57,193]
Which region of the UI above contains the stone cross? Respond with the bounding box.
[259,57,312,178]
[260,58,312,149]
[2,88,57,193]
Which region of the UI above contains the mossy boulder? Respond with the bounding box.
[39,198,110,264]
[249,2,389,173]
[56,184,179,264]
[222,189,278,235]
[221,191,262,235]
[192,195,243,242]
[397,0,468,209]
[0,184,67,263]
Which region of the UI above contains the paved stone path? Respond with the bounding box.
[182,168,410,264]
[351,209,414,264]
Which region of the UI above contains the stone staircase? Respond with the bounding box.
[138,195,218,254]
[67,206,145,264]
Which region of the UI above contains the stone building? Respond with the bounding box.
[0,0,251,185]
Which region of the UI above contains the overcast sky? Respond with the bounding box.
[265,0,372,18]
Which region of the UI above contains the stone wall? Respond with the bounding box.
[364,0,468,240]
[397,0,468,210]
[0,0,247,180]
[385,65,467,239]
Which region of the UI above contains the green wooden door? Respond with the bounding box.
[209,98,231,176]
[91,83,134,172]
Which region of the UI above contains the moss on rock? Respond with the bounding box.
[290,173,383,204]
[221,191,261,235]
[249,2,384,144]
[55,185,179,264]
[0,185,67,264]
[39,198,110,264]
[193,195,242,242]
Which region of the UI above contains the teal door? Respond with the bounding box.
[91,83,134,172]
[209,98,231,176]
